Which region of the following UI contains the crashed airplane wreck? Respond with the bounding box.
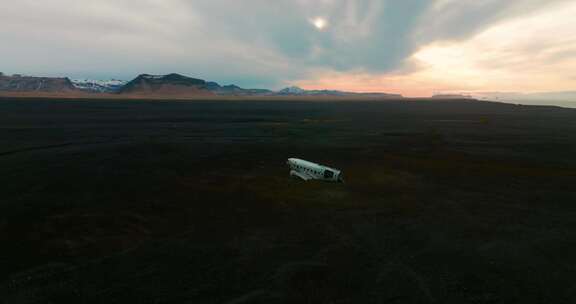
[287,158,344,183]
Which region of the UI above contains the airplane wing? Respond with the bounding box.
[290,170,313,181]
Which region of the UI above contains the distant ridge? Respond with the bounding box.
[118,73,216,96]
[118,73,277,97]
[0,74,76,93]
[432,94,473,100]
[277,85,402,98]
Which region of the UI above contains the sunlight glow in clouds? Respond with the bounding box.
[410,1,576,94]
[299,1,576,97]
[311,17,328,31]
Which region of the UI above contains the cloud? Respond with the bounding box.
[297,1,576,96]
[407,0,576,94]
[0,0,299,86]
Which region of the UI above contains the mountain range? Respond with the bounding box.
[0,74,76,93]
[0,72,402,99]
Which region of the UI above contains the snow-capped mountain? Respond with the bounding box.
[71,79,127,93]
[278,86,307,95]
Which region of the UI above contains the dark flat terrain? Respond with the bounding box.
[1,97,575,303]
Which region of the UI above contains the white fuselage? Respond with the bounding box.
[286,158,343,182]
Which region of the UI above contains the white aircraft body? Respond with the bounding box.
[287,158,344,182]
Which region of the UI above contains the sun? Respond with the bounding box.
[311,17,328,31]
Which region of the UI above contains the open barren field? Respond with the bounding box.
[1,97,576,303]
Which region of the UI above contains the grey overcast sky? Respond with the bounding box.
[1,0,575,96]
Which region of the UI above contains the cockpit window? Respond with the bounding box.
[324,170,334,179]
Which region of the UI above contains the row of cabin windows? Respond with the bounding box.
[295,165,321,175]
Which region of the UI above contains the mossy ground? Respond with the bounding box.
[1,98,575,303]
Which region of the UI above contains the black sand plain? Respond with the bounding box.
[1,97,575,303]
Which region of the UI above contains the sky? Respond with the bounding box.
[1,0,575,97]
